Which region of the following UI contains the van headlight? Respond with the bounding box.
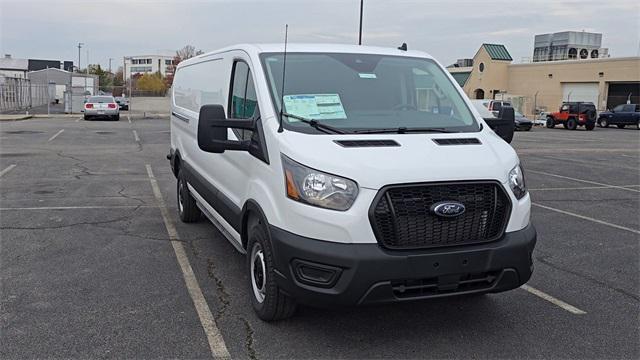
[282,155,358,211]
[509,164,527,200]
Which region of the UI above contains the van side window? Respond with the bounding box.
[229,61,260,141]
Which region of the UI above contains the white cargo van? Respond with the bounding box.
[168,44,536,321]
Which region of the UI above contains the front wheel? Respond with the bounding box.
[566,118,578,130]
[599,118,609,128]
[546,117,555,128]
[247,217,296,321]
[177,169,201,223]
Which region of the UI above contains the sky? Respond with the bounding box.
[1,0,638,71]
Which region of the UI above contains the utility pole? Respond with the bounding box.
[358,0,364,45]
[108,58,113,73]
[77,42,84,73]
[46,66,50,117]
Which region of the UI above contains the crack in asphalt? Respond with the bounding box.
[207,258,231,320]
[241,317,258,360]
[535,254,640,302]
[0,207,142,230]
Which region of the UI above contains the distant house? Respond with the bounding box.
[0,54,74,79]
[0,54,28,78]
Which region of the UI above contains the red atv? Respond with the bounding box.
[546,102,597,130]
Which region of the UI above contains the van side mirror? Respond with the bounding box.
[197,104,255,153]
[483,106,515,144]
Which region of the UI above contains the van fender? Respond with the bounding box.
[242,180,283,250]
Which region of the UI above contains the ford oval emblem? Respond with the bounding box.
[431,201,466,218]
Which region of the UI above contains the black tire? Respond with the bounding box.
[566,118,578,130]
[546,117,555,128]
[617,124,625,129]
[247,216,296,321]
[599,118,609,128]
[177,169,201,223]
[585,122,595,131]
[114,114,120,121]
[562,122,569,129]
[84,115,90,121]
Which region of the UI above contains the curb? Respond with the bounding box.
[0,115,34,122]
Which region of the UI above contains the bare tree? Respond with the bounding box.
[176,45,203,61]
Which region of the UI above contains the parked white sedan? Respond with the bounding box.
[84,96,120,121]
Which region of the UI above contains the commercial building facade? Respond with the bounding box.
[448,43,640,115]
[124,55,175,80]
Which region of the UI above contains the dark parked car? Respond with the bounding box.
[115,96,129,110]
[514,111,533,131]
[597,104,639,129]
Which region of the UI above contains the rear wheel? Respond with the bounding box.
[585,122,595,131]
[83,115,91,121]
[114,114,120,121]
[562,122,569,129]
[546,117,555,128]
[247,216,297,321]
[617,124,625,129]
[177,169,201,223]
[599,118,609,128]
[566,118,578,130]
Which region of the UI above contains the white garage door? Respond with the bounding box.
[562,82,599,105]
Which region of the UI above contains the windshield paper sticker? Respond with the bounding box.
[283,94,347,120]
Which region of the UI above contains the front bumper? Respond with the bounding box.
[515,122,533,130]
[269,224,536,307]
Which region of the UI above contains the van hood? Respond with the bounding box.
[278,129,519,190]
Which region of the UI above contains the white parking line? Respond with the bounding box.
[0,164,17,178]
[532,202,640,235]
[528,169,640,193]
[47,129,64,142]
[145,164,230,359]
[521,285,586,315]
[0,205,155,211]
[75,117,82,122]
[132,130,140,143]
[128,115,131,124]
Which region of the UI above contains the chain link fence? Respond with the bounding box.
[0,77,50,114]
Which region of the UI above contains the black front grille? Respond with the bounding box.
[370,182,511,249]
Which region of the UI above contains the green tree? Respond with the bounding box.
[136,73,166,94]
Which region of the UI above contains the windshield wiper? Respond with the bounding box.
[281,112,346,134]
[352,127,458,134]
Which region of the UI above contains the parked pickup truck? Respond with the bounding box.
[597,104,640,129]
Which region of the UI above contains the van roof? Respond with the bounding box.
[179,43,435,68]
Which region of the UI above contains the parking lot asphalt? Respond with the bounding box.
[1,117,638,359]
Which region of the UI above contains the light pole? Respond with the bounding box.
[77,42,84,72]
[108,58,113,73]
[358,0,364,45]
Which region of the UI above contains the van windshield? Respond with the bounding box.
[260,53,479,134]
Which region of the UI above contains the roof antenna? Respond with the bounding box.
[398,43,407,51]
[278,24,289,133]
